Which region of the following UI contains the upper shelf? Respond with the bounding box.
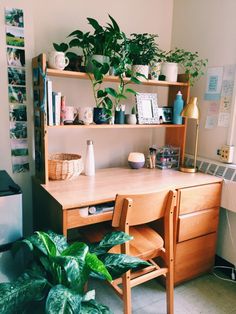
[46,68,190,87]
[47,124,185,129]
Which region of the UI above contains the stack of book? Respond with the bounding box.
[46,80,65,126]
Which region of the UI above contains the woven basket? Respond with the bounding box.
[48,153,83,180]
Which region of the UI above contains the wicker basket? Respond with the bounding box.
[48,153,83,180]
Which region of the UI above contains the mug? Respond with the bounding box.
[64,106,76,123]
[78,107,93,125]
[48,51,69,70]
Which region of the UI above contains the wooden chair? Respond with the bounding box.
[87,190,176,314]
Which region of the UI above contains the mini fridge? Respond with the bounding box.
[0,170,23,282]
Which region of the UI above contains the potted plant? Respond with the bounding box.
[161,48,208,85]
[127,33,159,79]
[0,230,149,313]
[125,106,137,125]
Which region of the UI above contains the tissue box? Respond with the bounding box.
[156,146,180,169]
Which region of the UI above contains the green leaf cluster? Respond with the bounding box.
[0,230,150,314]
[163,48,208,86]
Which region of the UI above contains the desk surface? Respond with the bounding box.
[40,167,222,210]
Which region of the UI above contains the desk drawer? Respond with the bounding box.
[178,208,219,242]
[67,208,113,228]
[179,183,221,214]
[175,233,217,284]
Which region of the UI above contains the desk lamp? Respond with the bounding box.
[180,97,199,173]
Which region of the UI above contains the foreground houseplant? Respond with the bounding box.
[0,230,149,313]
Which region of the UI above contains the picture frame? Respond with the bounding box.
[136,93,159,124]
[158,106,173,123]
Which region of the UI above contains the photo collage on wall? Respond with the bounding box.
[5,7,29,173]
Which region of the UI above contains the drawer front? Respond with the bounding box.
[67,208,113,229]
[178,207,219,242]
[175,233,217,284]
[179,183,221,214]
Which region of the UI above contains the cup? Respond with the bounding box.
[78,107,93,125]
[48,51,69,70]
[64,106,76,123]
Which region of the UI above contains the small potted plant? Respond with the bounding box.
[125,106,137,125]
[161,48,208,85]
[127,33,159,80]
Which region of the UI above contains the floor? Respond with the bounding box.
[89,272,236,314]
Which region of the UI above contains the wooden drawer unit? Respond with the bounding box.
[178,207,219,242]
[178,183,221,214]
[175,233,217,284]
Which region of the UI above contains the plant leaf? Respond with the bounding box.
[62,242,88,259]
[99,253,150,279]
[86,253,112,282]
[82,289,95,302]
[0,273,48,314]
[36,231,58,257]
[101,63,110,75]
[125,88,137,95]
[130,77,141,84]
[47,230,68,253]
[45,284,82,314]
[105,87,118,98]
[68,30,84,38]
[53,43,68,53]
[80,299,112,314]
[89,231,133,255]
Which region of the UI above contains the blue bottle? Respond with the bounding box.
[173,91,184,124]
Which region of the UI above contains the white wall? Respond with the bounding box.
[172,0,236,265]
[0,0,174,235]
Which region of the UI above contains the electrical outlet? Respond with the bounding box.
[219,145,234,163]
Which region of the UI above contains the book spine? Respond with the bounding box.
[46,80,53,126]
[52,92,61,126]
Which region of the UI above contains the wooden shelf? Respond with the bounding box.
[47,124,185,129]
[47,68,189,87]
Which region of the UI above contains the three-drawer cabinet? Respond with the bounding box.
[174,183,222,284]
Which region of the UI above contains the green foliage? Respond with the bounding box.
[127,33,160,65]
[163,48,208,86]
[0,230,150,314]
[131,106,136,115]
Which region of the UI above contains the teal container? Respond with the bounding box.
[173,91,184,124]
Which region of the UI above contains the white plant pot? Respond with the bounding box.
[125,114,137,125]
[86,54,110,74]
[161,62,178,82]
[132,65,149,80]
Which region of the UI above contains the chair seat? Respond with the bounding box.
[82,223,164,260]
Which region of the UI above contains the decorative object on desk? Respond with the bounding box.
[136,93,159,124]
[114,104,125,124]
[148,146,157,168]
[127,33,160,80]
[156,145,180,169]
[128,152,145,169]
[48,153,83,180]
[173,91,184,124]
[85,140,95,176]
[78,106,93,125]
[179,97,200,173]
[158,106,173,123]
[161,48,208,85]
[1,230,149,314]
[125,106,137,125]
[48,51,69,70]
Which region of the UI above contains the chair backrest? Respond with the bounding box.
[112,190,175,228]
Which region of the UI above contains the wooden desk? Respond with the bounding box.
[33,167,222,284]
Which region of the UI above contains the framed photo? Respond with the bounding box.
[136,93,159,124]
[158,106,173,123]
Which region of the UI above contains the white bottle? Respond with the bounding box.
[85,140,95,176]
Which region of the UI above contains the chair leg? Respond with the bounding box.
[122,270,132,314]
[166,261,174,314]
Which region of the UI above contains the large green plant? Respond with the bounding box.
[163,48,208,86]
[127,33,159,65]
[0,230,149,314]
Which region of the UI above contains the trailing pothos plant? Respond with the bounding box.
[0,230,149,314]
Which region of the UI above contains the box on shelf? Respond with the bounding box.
[156,145,180,169]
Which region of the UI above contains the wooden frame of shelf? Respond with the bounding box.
[32,53,190,184]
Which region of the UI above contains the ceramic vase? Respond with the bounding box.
[125,114,137,125]
[132,65,149,80]
[161,62,178,82]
